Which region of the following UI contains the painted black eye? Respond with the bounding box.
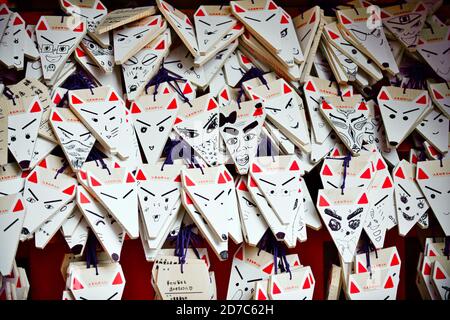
[329,219,341,231]
[420,123,425,126]
[439,118,443,123]
[431,194,435,199]
[92,118,98,122]
[390,114,395,119]
[159,126,164,132]
[349,219,360,230]
[165,198,169,203]
[11,136,16,142]
[25,134,30,139]
[141,127,147,133]
[403,116,408,121]
[144,196,148,201]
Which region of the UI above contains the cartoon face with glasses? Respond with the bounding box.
[39,35,77,72]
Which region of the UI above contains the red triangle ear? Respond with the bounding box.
[155,39,165,50]
[435,267,446,280]
[149,17,159,26]
[109,91,119,101]
[207,98,217,110]
[184,192,193,205]
[37,19,48,31]
[289,160,300,171]
[340,14,352,24]
[182,82,193,95]
[268,1,277,10]
[332,149,341,157]
[395,167,405,179]
[72,277,84,290]
[390,253,400,266]
[433,89,444,100]
[96,2,106,10]
[249,177,258,187]
[318,195,330,207]
[305,81,316,92]
[382,176,392,189]
[71,95,83,105]
[384,276,394,289]
[357,193,368,205]
[235,246,243,260]
[62,185,76,196]
[79,170,87,180]
[358,262,367,273]
[220,88,229,101]
[322,165,333,176]
[174,117,183,125]
[195,8,205,16]
[28,171,38,184]
[112,272,123,285]
[378,90,389,100]
[73,22,84,32]
[283,83,292,94]
[79,192,90,204]
[217,173,226,184]
[415,3,426,12]
[257,289,267,300]
[343,89,352,97]
[135,169,146,181]
[184,175,195,187]
[53,93,62,105]
[322,101,333,110]
[0,7,9,15]
[251,163,262,173]
[173,175,181,183]
[163,87,170,94]
[39,159,47,168]
[62,0,72,7]
[238,180,248,191]
[380,10,390,19]
[167,98,177,110]
[130,103,141,114]
[272,282,281,294]
[75,47,85,57]
[233,4,245,13]
[30,101,42,113]
[90,176,101,187]
[360,168,371,179]
[350,281,360,294]
[417,168,429,180]
[13,16,23,26]
[302,276,311,289]
[262,262,274,274]
[241,54,251,64]
[12,199,24,212]
[423,262,431,275]
[51,112,63,122]
[253,106,264,116]
[358,102,368,111]
[429,250,436,257]
[376,159,386,171]
[328,30,340,40]
[415,94,427,105]
[126,172,135,183]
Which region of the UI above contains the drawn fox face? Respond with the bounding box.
[8,98,43,170]
[0,13,26,69]
[60,0,108,33]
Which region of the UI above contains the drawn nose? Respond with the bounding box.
[21,227,30,235]
[19,160,30,170]
[276,232,285,240]
[346,231,350,236]
[220,251,228,260]
[111,253,119,261]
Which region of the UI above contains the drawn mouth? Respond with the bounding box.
[235,154,249,166]
[432,131,439,135]
[402,212,415,221]
[403,35,417,46]
[149,145,154,151]
[437,67,450,76]
[45,55,62,63]
[291,122,299,129]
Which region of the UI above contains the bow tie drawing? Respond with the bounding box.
[219,111,237,127]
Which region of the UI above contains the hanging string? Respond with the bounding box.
[57,69,97,108]
[85,231,99,275]
[326,152,352,194]
[257,229,292,280]
[357,234,378,278]
[145,64,192,106]
[53,161,69,179]
[235,67,268,106]
[161,138,203,174]
[444,236,450,258]
[3,87,16,105]
[170,224,202,273]
[87,148,111,175]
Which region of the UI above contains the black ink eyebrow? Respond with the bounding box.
[243,121,258,133]
[443,48,450,55]
[60,37,75,44]
[80,108,98,115]
[3,218,19,232]
[44,199,62,204]
[310,96,319,104]
[198,20,211,26]
[347,207,362,220]
[156,116,171,126]
[282,176,295,186]
[136,119,151,127]
[22,119,37,130]
[242,196,255,205]
[425,186,441,194]
[329,113,346,123]
[398,184,411,197]
[13,29,21,36]
[433,113,444,120]
[403,108,419,114]
[28,188,39,201]
[161,188,177,197]
[224,127,239,135]
[266,14,275,21]
[123,189,133,199]
[324,209,341,220]
[40,35,53,44]
[285,97,293,109]
[57,126,73,136]
[80,131,91,137]
[421,49,437,55]
[214,190,224,200]
[104,106,116,115]
[247,278,263,283]
[216,20,232,26]
[374,194,388,207]
[259,178,275,186]
[107,292,118,300]
[142,55,156,64]
[194,192,209,201]
[265,107,281,112]
[340,42,353,47]
[117,33,128,38]
[351,114,364,123]
[86,209,104,219]
[133,29,149,37]
[100,192,117,200]
[203,114,217,129]
[87,62,99,68]
[383,104,397,113]
[244,16,261,22]
[235,266,243,280]
[93,14,103,19]
[8,127,16,131]
[140,187,155,196]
